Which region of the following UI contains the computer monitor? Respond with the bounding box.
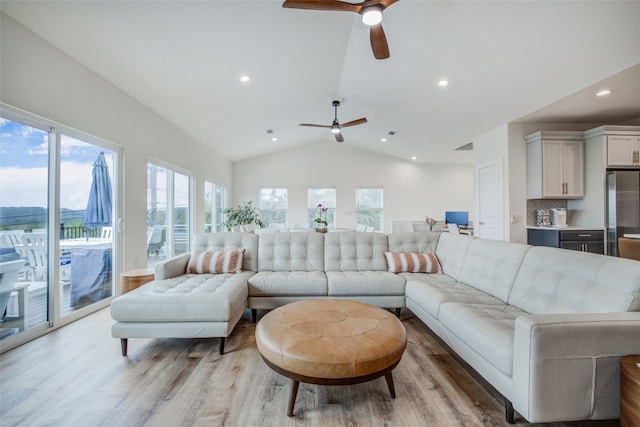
[445,211,469,227]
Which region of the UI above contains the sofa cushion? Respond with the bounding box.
[248,271,328,296]
[110,272,251,322]
[326,271,406,296]
[387,231,440,254]
[433,233,473,280]
[187,249,244,274]
[404,274,504,319]
[257,231,324,271]
[439,301,526,376]
[192,232,259,272]
[509,246,640,314]
[384,252,440,273]
[324,231,389,271]
[457,239,531,303]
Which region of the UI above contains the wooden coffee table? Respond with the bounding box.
[255,299,407,416]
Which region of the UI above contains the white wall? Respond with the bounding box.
[233,141,474,232]
[1,13,232,269]
[472,125,509,239]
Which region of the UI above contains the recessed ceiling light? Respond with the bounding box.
[438,79,449,87]
[271,137,278,142]
[240,75,251,83]
[381,138,387,143]
[596,89,612,97]
[411,156,417,161]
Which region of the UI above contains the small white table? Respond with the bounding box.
[623,234,640,239]
[0,282,29,331]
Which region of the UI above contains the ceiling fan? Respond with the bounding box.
[299,100,367,142]
[282,0,398,60]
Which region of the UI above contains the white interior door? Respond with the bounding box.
[476,161,504,241]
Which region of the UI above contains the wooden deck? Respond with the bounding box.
[0,283,74,340]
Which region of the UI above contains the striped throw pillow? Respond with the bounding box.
[384,252,441,274]
[187,249,245,274]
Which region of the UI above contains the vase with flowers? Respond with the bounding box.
[425,216,437,231]
[314,203,329,232]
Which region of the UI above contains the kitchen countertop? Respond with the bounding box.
[527,226,606,231]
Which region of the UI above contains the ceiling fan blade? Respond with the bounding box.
[299,123,332,128]
[370,24,390,60]
[340,117,368,128]
[335,132,345,143]
[282,0,361,13]
[378,0,399,10]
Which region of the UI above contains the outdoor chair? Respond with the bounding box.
[147,227,166,257]
[16,233,49,282]
[0,259,27,324]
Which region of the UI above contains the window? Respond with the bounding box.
[308,188,336,228]
[260,188,288,227]
[147,162,192,266]
[356,187,383,231]
[204,180,226,232]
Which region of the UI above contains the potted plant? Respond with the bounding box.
[222,201,265,231]
[314,203,329,232]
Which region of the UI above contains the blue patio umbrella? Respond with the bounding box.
[84,152,112,232]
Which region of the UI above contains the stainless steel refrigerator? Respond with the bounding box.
[607,170,640,256]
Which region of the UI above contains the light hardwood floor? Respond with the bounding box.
[0,308,619,427]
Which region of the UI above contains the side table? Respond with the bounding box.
[620,354,640,427]
[119,268,154,295]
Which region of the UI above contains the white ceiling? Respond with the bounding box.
[2,1,640,164]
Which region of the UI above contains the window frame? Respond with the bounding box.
[204,179,227,233]
[146,158,193,262]
[307,187,336,228]
[259,187,288,227]
[356,187,384,232]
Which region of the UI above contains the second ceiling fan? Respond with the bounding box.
[300,100,367,143]
[282,0,398,60]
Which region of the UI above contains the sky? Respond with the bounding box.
[0,118,115,211]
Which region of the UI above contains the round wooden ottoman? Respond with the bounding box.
[255,299,407,417]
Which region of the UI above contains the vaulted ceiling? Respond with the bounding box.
[2,1,640,164]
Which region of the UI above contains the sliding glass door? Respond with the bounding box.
[0,108,119,349]
[59,135,116,316]
[0,117,51,340]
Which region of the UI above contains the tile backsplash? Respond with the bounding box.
[526,199,568,226]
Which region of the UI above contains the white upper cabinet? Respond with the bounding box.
[607,135,640,167]
[526,131,584,199]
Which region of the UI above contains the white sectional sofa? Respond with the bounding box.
[110,230,640,424]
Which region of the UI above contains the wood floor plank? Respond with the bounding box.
[0,308,620,427]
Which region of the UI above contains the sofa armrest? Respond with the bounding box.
[154,252,191,280]
[512,312,640,423]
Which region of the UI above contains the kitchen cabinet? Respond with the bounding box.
[607,135,640,167]
[527,228,605,254]
[525,131,584,199]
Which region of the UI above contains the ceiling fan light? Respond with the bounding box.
[361,6,382,26]
[331,126,341,134]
